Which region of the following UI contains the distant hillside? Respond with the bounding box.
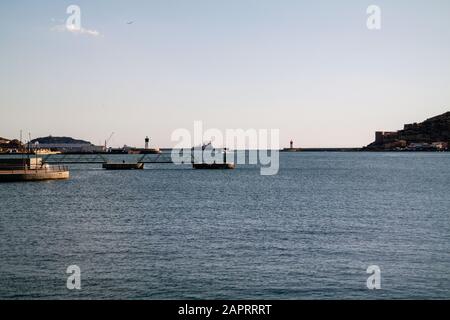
[397,112,450,142]
[366,111,450,150]
[30,136,92,145]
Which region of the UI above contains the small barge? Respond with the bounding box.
[102,162,144,170]
[192,162,235,170]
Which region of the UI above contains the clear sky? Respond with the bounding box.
[1,0,450,148]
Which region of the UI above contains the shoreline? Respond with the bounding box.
[3,149,447,155]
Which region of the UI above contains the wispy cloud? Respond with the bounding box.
[51,24,100,37]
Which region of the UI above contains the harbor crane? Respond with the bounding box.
[104,132,115,151]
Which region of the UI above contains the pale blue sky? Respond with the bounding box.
[1,0,450,148]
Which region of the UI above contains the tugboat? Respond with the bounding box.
[192,142,235,170]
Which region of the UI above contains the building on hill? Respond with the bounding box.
[0,137,24,153]
[0,137,10,145]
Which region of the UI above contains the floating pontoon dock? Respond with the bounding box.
[0,158,69,182]
[102,162,144,170]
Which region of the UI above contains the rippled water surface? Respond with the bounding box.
[0,152,449,299]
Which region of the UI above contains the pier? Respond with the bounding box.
[39,152,174,165]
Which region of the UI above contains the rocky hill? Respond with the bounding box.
[366,111,450,150]
[398,112,450,142]
[30,136,91,145]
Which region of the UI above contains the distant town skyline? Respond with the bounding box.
[1,0,450,148]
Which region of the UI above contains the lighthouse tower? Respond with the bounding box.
[145,136,150,149]
[290,140,294,149]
